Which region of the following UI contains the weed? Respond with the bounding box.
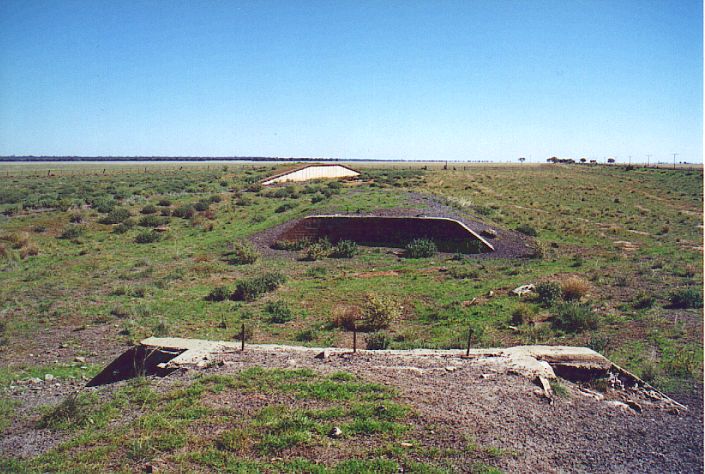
[561,276,590,301]
[98,208,131,224]
[38,392,98,430]
[224,240,259,265]
[331,240,358,258]
[551,302,598,332]
[536,281,562,306]
[405,238,437,258]
[366,332,391,350]
[668,288,703,309]
[510,303,536,325]
[135,231,161,244]
[515,223,538,236]
[59,226,84,240]
[265,301,294,324]
[206,286,230,302]
[632,292,655,309]
[231,272,286,301]
[361,294,401,331]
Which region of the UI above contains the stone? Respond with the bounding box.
[481,228,498,238]
[511,284,536,296]
[328,426,343,438]
[400,442,414,448]
[445,366,460,373]
[315,350,329,360]
[44,374,55,382]
[74,356,86,363]
[487,290,495,297]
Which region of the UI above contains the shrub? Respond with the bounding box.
[94,199,116,213]
[231,272,286,301]
[632,292,655,309]
[206,286,229,302]
[536,281,562,306]
[668,288,703,309]
[560,276,590,301]
[208,194,222,203]
[0,231,29,249]
[113,220,135,234]
[551,302,598,332]
[275,202,297,213]
[265,301,294,323]
[224,240,259,265]
[304,242,331,261]
[194,200,210,212]
[366,332,391,350]
[141,204,157,214]
[272,238,310,251]
[138,215,168,228]
[20,243,39,258]
[59,226,84,240]
[587,335,610,354]
[98,207,131,224]
[157,199,172,207]
[515,224,537,237]
[32,225,47,233]
[331,240,358,258]
[134,231,161,244]
[172,205,195,219]
[69,213,83,223]
[448,265,480,280]
[405,238,437,258]
[510,303,536,326]
[331,306,360,330]
[361,294,401,331]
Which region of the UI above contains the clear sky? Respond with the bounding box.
[0,0,702,162]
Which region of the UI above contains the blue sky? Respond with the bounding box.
[0,0,702,162]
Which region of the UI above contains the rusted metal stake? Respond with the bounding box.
[353,324,357,353]
[241,323,245,352]
[466,326,473,357]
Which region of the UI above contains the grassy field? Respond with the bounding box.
[0,162,702,396]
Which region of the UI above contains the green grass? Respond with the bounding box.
[2,368,503,472]
[0,163,702,393]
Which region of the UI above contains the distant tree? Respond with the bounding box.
[607,158,615,164]
[519,157,526,164]
[547,156,559,163]
[580,158,587,163]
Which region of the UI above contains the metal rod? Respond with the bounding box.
[466,326,473,357]
[353,324,357,353]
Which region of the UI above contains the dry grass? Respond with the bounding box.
[331,304,361,330]
[560,276,590,301]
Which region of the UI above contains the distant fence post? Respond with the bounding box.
[241,324,245,352]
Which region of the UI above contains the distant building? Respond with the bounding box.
[262,164,361,185]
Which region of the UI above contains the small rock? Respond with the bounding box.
[625,399,643,413]
[508,325,519,331]
[480,373,493,379]
[481,228,498,238]
[59,343,68,349]
[287,359,298,367]
[400,442,414,448]
[315,350,329,360]
[511,284,536,296]
[487,290,495,297]
[328,426,343,438]
[74,356,86,364]
[44,374,55,382]
[29,377,42,384]
[445,366,460,373]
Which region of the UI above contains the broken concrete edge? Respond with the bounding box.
[303,215,495,252]
[86,337,685,411]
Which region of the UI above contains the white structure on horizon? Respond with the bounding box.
[262,164,361,185]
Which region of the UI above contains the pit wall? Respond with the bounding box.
[277,215,494,253]
[263,166,360,185]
